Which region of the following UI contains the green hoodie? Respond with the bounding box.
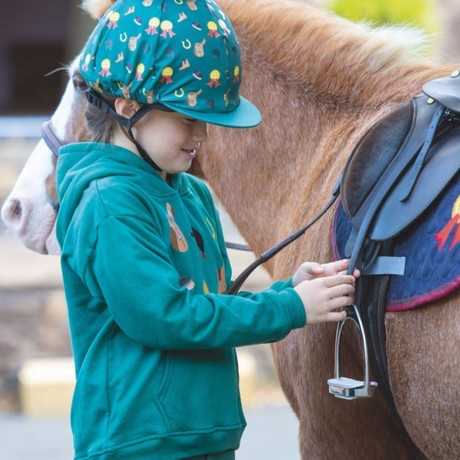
[56,142,306,460]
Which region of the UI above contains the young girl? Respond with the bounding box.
[56,1,356,459]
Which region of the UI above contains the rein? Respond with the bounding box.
[227,181,341,295]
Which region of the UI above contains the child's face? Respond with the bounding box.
[133,109,208,178]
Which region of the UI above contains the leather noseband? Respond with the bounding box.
[41,120,64,157]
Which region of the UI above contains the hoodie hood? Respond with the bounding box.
[56,142,184,248]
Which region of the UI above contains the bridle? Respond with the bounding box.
[41,120,65,212]
[41,120,64,158]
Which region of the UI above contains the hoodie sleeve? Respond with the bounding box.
[83,215,306,350]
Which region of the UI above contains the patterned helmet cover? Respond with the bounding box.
[80,0,261,128]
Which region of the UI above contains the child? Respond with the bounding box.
[56,1,356,459]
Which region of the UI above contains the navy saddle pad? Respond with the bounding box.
[332,171,460,311]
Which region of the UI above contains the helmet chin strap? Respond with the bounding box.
[86,89,173,173]
[126,129,162,171]
[123,104,162,172]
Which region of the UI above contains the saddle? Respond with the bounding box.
[328,71,460,419]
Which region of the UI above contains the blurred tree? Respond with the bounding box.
[326,0,439,33]
[436,0,460,61]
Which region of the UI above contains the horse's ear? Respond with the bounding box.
[81,0,116,19]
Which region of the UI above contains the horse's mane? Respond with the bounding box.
[221,0,444,107]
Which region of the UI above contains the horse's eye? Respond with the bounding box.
[72,74,88,93]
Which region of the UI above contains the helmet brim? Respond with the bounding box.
[161,96,261,129]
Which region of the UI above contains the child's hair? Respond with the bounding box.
[85,94,119,143]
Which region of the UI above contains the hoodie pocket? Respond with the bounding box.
[106,330,172,446]
[156,348,244,433]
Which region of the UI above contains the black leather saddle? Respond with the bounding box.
[342,72,460,244]
[330,70,460,429]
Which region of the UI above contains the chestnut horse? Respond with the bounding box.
[3,0,460,458]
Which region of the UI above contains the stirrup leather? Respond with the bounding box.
[327,305,378,400]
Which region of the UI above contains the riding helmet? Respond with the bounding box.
[80,0,261,128]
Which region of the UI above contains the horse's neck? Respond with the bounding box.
[202,66,339,259]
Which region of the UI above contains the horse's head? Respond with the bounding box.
[1,56,89,255]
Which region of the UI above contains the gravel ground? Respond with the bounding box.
[0,404,301,460]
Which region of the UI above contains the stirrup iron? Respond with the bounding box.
[327,305,378,400]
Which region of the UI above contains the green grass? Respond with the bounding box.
[326,0,439,33]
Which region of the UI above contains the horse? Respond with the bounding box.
[0,65,89,255]
[2,0,459,458]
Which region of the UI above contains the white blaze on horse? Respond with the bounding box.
[1,57,88,255]
[2,0,459,459]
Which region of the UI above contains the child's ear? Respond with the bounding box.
[114,98,141,119]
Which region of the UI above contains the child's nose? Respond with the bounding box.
[194,121,208,144]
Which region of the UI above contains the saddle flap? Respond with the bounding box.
[341,100,414,220]
[423,71,460,113]
[369,124,460,240]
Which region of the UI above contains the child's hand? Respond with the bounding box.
[292,259,360,287]
[294,275,355,324]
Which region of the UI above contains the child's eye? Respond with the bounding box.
[185,118,197,123]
